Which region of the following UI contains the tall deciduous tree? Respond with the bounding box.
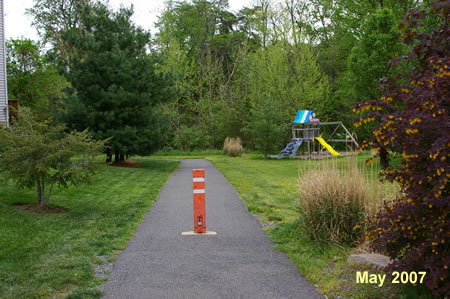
[62,3,172,162]
[334,8,406,139]
[247,43,329,126]
[6,39,70,119]
[340,8,405,103]
[26,0,92,66]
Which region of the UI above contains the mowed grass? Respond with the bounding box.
[153,151,432,298]
[0,158,179,298]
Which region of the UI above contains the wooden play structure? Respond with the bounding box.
[278,110,358,158]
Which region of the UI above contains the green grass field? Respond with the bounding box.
[0,158,179,298]
[0,151,434,298]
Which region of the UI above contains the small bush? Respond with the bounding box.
[297,158,389,246]
[223,137,243,157]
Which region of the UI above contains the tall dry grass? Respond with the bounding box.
[223,137,243,157]
[297,156,395,246]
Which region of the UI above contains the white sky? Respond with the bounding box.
[4,0,253,41]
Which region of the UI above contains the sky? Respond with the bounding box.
[4,0,253,41]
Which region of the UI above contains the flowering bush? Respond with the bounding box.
[353,1,449,296]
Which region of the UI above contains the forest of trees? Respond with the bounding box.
[7,0,428,158]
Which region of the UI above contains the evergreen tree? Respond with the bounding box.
[243,95,285,160]
[62,3,172,162]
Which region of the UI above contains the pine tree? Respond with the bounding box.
[62,3,172,162]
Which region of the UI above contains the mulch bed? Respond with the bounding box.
[15,203,68,214]
[110,160,141,168]
[293,151,357,159]
[271,152,357,160]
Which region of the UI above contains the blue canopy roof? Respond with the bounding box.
[293,110,314,124]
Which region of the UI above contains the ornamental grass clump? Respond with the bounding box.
[223,137,243,157]
[297,158,387,246]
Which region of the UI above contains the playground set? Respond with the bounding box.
[278,110,358,158]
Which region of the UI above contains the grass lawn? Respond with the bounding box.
[0,158,179,298]
[153,150,434,298]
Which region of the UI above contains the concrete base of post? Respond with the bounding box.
[181,231,217,236]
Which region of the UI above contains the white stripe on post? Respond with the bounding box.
[193,178,205,182]
[193,189,205,194]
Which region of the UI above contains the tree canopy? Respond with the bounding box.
[6,39,69,119]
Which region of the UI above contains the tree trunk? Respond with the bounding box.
[37,178,46,206]
[208,74,215,148]
[287,0,298,47]
[176,101,183,151]
[114,150,120,163]
[37,179,43,206]
[120,153,125,161]
[106,149,112,163]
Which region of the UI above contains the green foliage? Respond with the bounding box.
[156,0,249,149]
[354,2,449,296]
[342,8,405,102]
[247,43,330,124]
[178,124,210,151]
[243,95,285,160]
[6,39,70,118]
[62,3,172,161]
[0,108,106,206]
[26,0,92,66]
[335,8,406,140]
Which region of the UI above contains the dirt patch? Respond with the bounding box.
[251,213,277,228]
[270,152,357,160]
[15,203,68,214]
[110,160,141,168]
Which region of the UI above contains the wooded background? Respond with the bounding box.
[7,0,427,157]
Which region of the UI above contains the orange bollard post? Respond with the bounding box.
[192,169,206,233]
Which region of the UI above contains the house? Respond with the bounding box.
[0,0,8,125]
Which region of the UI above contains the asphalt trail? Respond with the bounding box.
[101,159,322,298]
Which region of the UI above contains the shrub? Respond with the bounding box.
[223,137,243,157]
[179,125,209,151]
[297,158,389,246]
[353,2,449,296]
[0,108,106,207]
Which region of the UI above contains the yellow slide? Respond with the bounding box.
[315,137,340,157]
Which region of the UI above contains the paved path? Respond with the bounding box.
[101,159,322,298]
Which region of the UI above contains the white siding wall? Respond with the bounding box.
[0,0,8,124]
